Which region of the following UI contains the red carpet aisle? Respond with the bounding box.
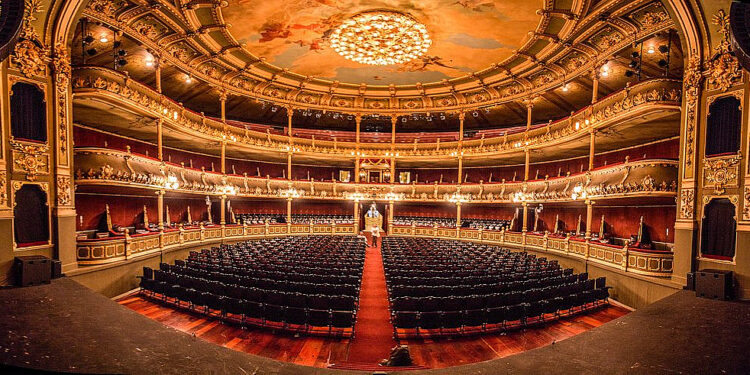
[344,242,397,364]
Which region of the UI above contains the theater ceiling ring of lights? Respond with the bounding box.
[82,0,674,114]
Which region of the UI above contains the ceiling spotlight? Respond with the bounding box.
[185,75,193,84]
[402,117,407,122]
[561,83,569,92]
[99,35,109,43]
[601,70,609,77]
[83,35,94,44]
[647,45,655,54]
[658,45,669,54]
[601,64,610,72]
[86,48,97,56]
[472,111,479,117]
[144,60,153,67]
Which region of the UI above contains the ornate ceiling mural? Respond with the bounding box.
[220,0,541,85]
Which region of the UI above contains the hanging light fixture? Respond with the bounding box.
[329,10,431,66]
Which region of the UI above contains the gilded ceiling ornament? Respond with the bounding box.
[86,0,121,18]
[639,11,669,28]
[595,28,624,50]
[707,10,741,92]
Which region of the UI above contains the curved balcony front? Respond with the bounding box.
[72,67,682,164]
[74,147,677,204]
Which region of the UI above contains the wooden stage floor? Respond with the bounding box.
[118,294,629,369]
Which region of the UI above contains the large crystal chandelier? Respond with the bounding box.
[329,11,431,66]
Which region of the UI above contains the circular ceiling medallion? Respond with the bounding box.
[329,10,431,66]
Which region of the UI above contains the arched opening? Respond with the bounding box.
[700,198,736,261]
[705,96,742,157]
[14,184,50,247]
[10,82,47,143]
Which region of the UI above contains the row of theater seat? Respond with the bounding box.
[391,216,457,228]
[139,280,356,336]
[234,213,354,225]
[382,237,611,338]
[138,236,366,337]
[392,288,609,337]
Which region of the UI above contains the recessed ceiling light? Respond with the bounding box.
[185,75,193,84]
[99,35,109,43]
[647,45,655,54]
[561,83,569,92]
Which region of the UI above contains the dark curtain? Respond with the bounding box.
[701,198,736,259]
[14,185,49,245]
[10,82,47,142]
[706,96,741,156]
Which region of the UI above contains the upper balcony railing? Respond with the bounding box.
[75,147,677,203]
[72,66,682,159]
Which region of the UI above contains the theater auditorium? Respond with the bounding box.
[1,0,750,373]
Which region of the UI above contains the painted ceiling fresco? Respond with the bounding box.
[221,0,542,85]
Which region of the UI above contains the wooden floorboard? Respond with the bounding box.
[118,294,629,369]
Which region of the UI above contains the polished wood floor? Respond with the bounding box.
[118,294,629,369]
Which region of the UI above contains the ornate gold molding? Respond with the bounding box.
[56,175,71,206]
[707,10,742,93]
[10,138,50,181]
[680,187,695,220]
[703,153,741,195]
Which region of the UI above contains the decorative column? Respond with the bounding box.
[157,118,164,161]
[524,100,533,181]
[220,195,226,225]
[353,200,360,232]
[220,140,226,174]
[51,43,77,272]
[588,129,596,171]
[674,54,703,287]
[591,68,600,104]
[524,148,530,181]
[521,201,529,233]
[354,114,362,182]
[388,200,394,234]
[155,60,162,94]
[219,90,228,124]
[457,111,465,184]
[585,199,594,239]
[287,107,294,180]
[456,202,462,228]
[390,116,397,183]
[156,190,165,231]
[286,198,293,224]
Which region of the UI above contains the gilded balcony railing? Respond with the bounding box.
[74,147,678,203]
[72,66,682,159]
